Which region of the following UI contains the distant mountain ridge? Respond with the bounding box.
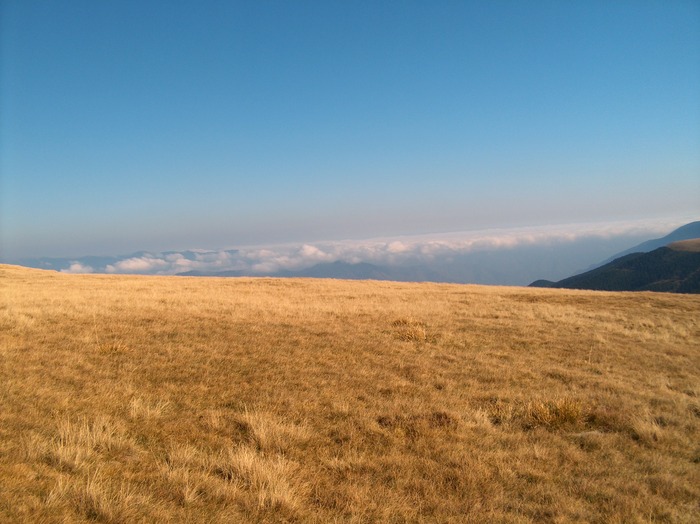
[7,221,699,287]
[180,261,444,282]
[593,221,700,268]
[531,239,700,293]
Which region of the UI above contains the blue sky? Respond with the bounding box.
[1,0,699,259]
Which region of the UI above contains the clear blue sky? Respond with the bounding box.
[1,0,699,258]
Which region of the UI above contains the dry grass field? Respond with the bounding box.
[1,263,699,523]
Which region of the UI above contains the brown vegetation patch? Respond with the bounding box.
[481,397,587,431]
[668,238,700,252]
[392,317,429,342]
[523,397,585,429]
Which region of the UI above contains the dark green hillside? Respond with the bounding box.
[531,244,700,293]
[598,221,700,264]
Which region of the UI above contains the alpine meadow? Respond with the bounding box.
[1,264,699,522]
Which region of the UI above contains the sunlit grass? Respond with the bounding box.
[1,264,699,522]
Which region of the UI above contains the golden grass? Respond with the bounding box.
[1,263,699,522]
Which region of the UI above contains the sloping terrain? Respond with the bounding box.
[532,243,700,293]
[593,221,700,268]
[669,239,700,253]
[1,264,699,522]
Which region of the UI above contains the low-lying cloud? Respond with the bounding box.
[58,217,684,277]
[61,262,94,274]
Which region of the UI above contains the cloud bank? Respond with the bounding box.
[55,217,683,277]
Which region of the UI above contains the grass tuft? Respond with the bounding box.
[212,446,303,511]
[523,397,585,429]
[238,409,310,453]
[392,318,429,342]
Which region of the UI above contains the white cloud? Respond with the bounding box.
[68,217,690,276]
[61,262,94,274]
[387,241,409,254]
[105,256,170,274]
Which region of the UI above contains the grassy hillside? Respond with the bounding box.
[1,264,699,523]
[670,239,700,253]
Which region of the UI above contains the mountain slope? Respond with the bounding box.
[282,261,394,280]
[595,220,700,267]
[531,241,700,293]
